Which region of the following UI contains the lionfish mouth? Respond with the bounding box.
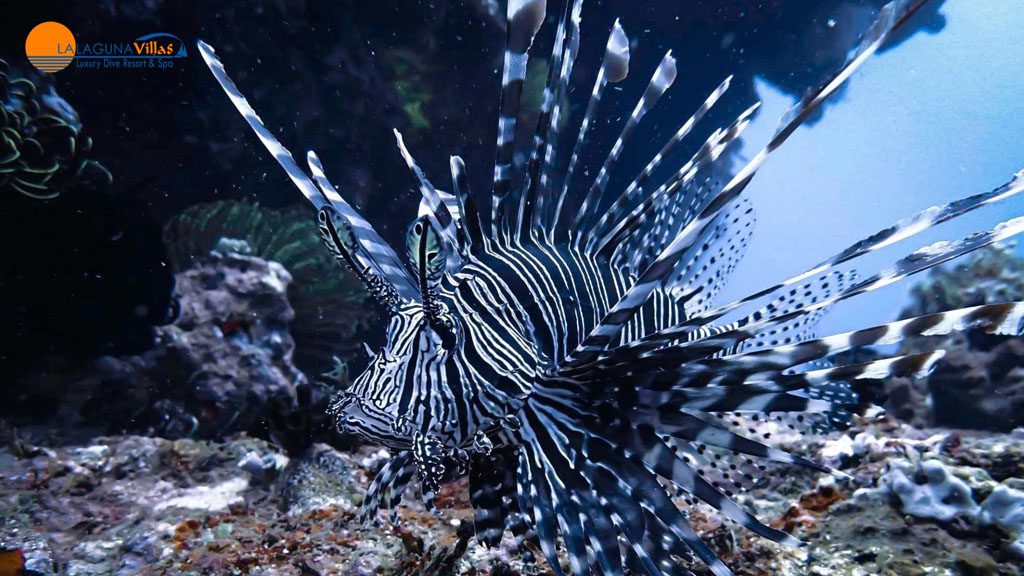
[330,393,411,448]
[198,0,1024,574]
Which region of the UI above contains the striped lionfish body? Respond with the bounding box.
[199,1,1024,574]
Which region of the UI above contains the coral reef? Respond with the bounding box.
[9,250,343,453]
[0,59,111,200]
[0,435,533,576]
[865,245,1024,431]
[164,200,375,376]
[3,419,1022,575]
[776,423,1024,575]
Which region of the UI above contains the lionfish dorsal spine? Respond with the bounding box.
[491,0,547,242]
[586,74,732,253]
[548,14,629,242]
[195,40,421,308]
[520,0,585,241]
[513,0,579,244]
[571,50,677,247]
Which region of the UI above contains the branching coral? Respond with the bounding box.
[163,200,375,375]
[0,59,111,200]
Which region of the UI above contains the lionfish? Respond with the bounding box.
[198,0,1024,574]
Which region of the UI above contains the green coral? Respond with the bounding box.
[386,49,433,131]
[0,59,111,199]
[522,57,549,114]
[899,242,1024,319]
[163,200,375,373]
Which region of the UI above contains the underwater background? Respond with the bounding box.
[2,1,1024,575]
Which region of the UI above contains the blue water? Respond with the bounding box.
[721,0,1024,333]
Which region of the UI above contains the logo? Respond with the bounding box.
[25,21,76,73]
[25,23,187,73]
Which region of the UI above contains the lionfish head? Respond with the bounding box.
[331,227,466,448]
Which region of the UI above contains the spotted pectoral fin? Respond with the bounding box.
[360,451,414,525]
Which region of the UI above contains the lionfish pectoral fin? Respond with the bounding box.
[511,394,748,576]
[468,449,518,548]
[359,452,415,525]
[682,169,1024,335]
[660,301,1024,393]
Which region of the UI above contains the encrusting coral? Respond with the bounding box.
[882,459,981,521]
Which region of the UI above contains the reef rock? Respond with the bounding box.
[163,200,376,377]
[46,251,309,443]
[281,443,363,516]
[927,336,1024,432]
[3,418,1024,575]
[165,250,305,435]
[0,434,531,576]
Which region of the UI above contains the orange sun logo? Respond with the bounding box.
[25,22,76,73]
